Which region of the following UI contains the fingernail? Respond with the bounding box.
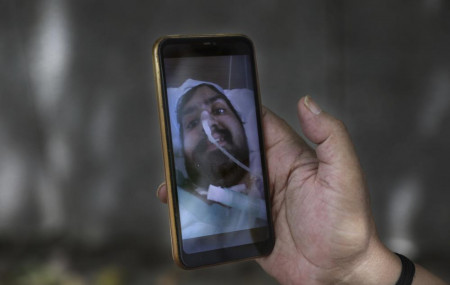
[304,95,322,115]
[156,183,164,198]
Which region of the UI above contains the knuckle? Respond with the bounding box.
[334,119,348,133]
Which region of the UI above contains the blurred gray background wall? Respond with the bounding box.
[1,0,449,284]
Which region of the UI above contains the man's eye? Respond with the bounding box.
[186,119,199,130]
[212,107,226,115]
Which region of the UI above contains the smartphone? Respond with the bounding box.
[152,34,274,268]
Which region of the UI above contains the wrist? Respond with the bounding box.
[343,236,402,285]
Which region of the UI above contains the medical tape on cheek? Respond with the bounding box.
[200,110,261,178]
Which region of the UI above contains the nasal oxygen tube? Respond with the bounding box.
[200,109,266,219]
[200,110,261,179]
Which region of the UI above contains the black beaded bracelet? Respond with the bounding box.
[395,253,416,285]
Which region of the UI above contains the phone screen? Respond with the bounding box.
[156,36,274,267]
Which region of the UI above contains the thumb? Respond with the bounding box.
[297,96,360,170]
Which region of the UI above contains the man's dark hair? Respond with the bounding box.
[176,83,242,139]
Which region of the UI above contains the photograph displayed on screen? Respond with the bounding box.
[165,55,268,253]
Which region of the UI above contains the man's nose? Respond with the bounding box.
[200,110,219,135]
[201,110,219,124]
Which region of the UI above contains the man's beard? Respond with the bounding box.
[185,129,249,188]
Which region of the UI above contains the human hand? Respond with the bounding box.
[254,96,402,284]
[156,96,445,284]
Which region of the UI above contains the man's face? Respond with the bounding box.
[180,85,249,188]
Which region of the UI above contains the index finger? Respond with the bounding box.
[261,106,314,192]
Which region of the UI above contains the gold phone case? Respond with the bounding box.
[152,35,181,267]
